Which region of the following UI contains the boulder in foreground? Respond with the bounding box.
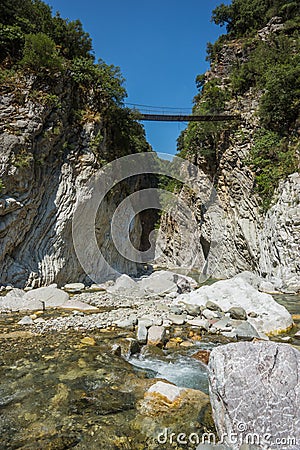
[208,341,300,450]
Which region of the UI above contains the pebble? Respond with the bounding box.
[80,337,96,346]
[293,330,300,340]
[168,313,186,325]
[137,324,148,344]
[18,316,34,325]
[206,300,223,312]
[202,309,220,320]
[147,325,166,347]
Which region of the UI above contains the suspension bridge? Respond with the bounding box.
[126,103,240,122]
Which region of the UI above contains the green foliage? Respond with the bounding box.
[259,62,300,132]
[104,107,151,156]
[71,57,126,108]
[248,129,298,209]
[0,178,4,194]
[195,73,206,91]
[197,79,230,113]
[20,32,64,75]
[0,67,15,84]
[212,0,300,37]
[13,150,34,168]
[90,131,104,150]
[50,14,92,60]
[0,24,23,60]
[178,75,230,165]
[0,0,93,66]
[28,90,60,107]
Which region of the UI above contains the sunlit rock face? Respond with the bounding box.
[155,37,299,293]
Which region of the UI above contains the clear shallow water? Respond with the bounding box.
[0,294,299,449]
[129,350,209,392]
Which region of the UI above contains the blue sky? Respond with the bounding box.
[46,0,230,155]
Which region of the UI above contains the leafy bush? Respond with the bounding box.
[0,24,23,61]
[259,62,300,132]
[247,129,298,209]
[0,0,93,66]
[20,32,64,74]
[71,57,126,109]
[212,0,300,37]
[13,150,34,168]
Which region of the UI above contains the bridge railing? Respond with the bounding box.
[125,103,192,116]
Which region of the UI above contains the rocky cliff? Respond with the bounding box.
[0,75,152,287]
[156,15,300,292]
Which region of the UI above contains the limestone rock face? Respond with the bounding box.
[259,173,300,293]
[208,342,300,450]
[154,33,299,293]
[0,76,147,287]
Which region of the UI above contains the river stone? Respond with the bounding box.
[137,323,148,344]
[187,318,209,330]
[259,281,278,294]
[137,270,196,296]
[168,313,186,325]
[63,282,85,293]
[179,277,292,335]
[138,318,153,328]
[5,288,25,298]
[0,293,42,312]
[202,308,221,320]
[148,381,184,402]
[208,341,300,450]
[18,315,34,325]
[59,299,98,311]
[24,286,69,308]
[206,301,223,312]
[294,330,300,340]
[147,325,166,347]
[235,321,260,340]
[196,445,231,450]
[136,380,214,447]
[89,283,107,291]
[107,274,146,297]
[213,317,232,331]
[181,302,201,316]
[228,306,247,320]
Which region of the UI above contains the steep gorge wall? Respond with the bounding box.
[0,75,147,287]
[156,28,300,292]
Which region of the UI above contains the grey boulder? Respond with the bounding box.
[24,286,69,308]
[208,341,300,450]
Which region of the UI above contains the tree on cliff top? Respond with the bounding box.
[212,0,300,36]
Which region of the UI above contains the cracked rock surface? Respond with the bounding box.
[208,341,300,450]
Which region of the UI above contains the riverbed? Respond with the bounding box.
[0,294,299,449]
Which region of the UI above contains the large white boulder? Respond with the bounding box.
[107,274,146,297]
[24,286,69,308]
[137,270,197,296]
[177,277,292,335]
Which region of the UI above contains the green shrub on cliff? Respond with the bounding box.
[249,129,298,209]
[212,0,300,36]
[21,33,64,74]
[180,0,299,210]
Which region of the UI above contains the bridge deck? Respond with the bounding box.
[139,113,239,122]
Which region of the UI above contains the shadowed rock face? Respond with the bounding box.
[0,76,152,288]
[208,341,300,450]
